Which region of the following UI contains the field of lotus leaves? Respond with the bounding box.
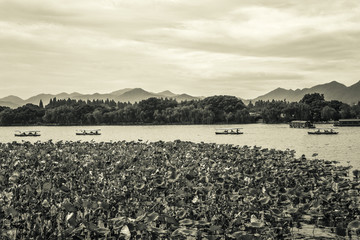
[1,140,360,239]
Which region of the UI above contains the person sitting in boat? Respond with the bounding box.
[236,129,239,133]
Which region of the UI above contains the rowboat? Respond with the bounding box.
[76,129,101,135]
[14,130,41,137]
[308,129,338,135]
[215,128,243,135]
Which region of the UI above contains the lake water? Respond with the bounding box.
[1,124,359,170]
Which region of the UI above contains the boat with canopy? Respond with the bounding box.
[14,130,41,137]
[215,128,243,135]
[76,129,101,135]
[308,128,338,135]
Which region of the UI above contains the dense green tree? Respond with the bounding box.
[282,102,299,121]
[300,93,325,105]
[10,104,45,125]
[297,103,311,121]
[92,109,103,124]
[300,93,326,121]
[0,106,9,113]
[0,109,14,125]
[136,97,178,123]
[321,106,337,121]
[340,104,352,119]
[235,109,251,123]
[351,102,360,118]
[201,96,246,123]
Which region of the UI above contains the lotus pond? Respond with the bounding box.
[1,140,360,239]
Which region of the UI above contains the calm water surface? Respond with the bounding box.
[1,124,359,169]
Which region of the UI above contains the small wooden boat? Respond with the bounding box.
[76,129,101,136]
[14,130,41,137]
[308,129,338,135]
[215,128,243,135]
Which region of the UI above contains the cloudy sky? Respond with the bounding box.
[1,0,359,99]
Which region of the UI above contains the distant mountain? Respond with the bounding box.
[117,88,159,103]
[2,80,358,109]
[347,81,360,104]
[0,95,25,107]
[175,94,199,101]
[253,80,360,104]
[109,88,132,96]
[0,88,200,108]
[26,94,59,106]
[0,100,21,109]
[71,93,117,102]
[157,90,176,98]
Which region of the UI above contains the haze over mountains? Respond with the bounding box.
[1,80,359,108]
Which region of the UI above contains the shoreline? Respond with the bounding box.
[1,140,358,239]
[0,122,339,127]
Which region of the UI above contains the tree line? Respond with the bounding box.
[251,93,360,123]
[0,93,359,126]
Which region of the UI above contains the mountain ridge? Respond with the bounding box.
[253,80,360,104]
[1,80,359,108]
[0,88,201,108]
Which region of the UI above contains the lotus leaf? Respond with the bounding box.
[120,225,131,239]
[0,140,357,239]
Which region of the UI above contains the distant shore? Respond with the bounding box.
[1,93,359,126]
[0,121,338,127]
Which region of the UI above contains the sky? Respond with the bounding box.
[0,0,360,99]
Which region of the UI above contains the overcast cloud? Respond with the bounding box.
[0,0,359,99]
